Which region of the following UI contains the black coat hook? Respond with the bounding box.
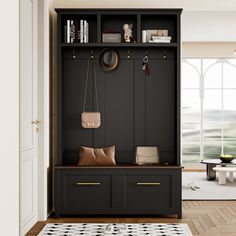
[127,50,130,59]
[72,50,76,59]
[163,50,167,59]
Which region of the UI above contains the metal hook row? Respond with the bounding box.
[126,50,167,59]
[71,49,167,59]
[72,50,94,59]
[127,50,167,59]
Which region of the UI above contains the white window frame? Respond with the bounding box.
[182,58,236,163]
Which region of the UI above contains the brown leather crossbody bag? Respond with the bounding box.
[81,59,101,128]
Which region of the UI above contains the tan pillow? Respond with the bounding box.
[78,146,116,166]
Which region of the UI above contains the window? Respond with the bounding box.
[182,59,236,164]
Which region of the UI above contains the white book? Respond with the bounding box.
[80,20,84,43]
[149,39,171,43]
[152,36,171,40]
[67,20,70,43]
[84,20,87,43]
[86,22,89,43]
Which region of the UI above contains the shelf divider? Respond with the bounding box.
[97,14,101,43]
[137,14,141,43]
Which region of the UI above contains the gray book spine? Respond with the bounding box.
[87,22,89,43]
[84,20,87,43]
[80,20,83,43]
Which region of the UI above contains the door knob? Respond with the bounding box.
[31,119,41,125]
[32,119,41,132]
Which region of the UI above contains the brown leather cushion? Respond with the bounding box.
[78,146,116,166]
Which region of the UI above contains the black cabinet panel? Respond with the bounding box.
[103,59,135,163]
[134,58,176,164]
[62,49,177,165]
[125,175,172,209]
[63,56,136,164]
[62,50,177,164]
[63,58,94,151]
[134,59,146,146]
[55,168,181,217]
[55,9,182,218]
[60,174,112,211]
[146,59,175,152]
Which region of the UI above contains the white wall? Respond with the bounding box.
[182,11,236,42]
[0,0,19,236]
[183,42,236,58]
[53,0,236,11]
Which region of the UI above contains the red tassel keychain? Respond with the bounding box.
[145,63,150,76]
[142,54,150,77]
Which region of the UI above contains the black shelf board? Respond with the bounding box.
[54,164,183,169]
[61,42,178,48]
[55,8,183,15]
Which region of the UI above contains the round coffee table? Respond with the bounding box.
[201,159,236,180]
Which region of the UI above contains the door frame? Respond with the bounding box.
[37,0,51,221]
[19,0,50,234]
[20,0,39,234]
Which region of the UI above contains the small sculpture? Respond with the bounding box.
[123,24,133,43]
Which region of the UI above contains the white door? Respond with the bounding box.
[20,0,39,235]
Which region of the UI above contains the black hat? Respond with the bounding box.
[100,49,119,72]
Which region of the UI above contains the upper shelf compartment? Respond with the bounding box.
[57,9,181,46]
[60,14,97,43]
[141,15,177,43]
[100,14,137,43]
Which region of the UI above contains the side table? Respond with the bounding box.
[201,159,236,180]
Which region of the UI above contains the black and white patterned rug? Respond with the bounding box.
[38,223,192,236]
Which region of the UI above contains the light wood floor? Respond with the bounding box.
[27,201,236,236]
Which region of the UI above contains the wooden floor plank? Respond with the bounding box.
[26,201,236,236]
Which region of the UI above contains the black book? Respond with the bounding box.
[64,25,67,43]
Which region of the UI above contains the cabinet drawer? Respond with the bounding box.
[62,175,111,210]
[125,175,172,209]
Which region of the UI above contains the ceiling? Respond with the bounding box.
[54,0,236,11]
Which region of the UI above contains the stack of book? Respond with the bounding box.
[64,19,89,43]
[148,36,171,43]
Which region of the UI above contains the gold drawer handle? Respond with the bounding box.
[76,182,101,186]
[137,182,161,186]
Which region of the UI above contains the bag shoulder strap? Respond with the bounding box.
[83,59,99,112]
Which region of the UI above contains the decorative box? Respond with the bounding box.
[102,33,121,43]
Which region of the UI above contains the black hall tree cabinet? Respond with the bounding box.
[54,8,182,218]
